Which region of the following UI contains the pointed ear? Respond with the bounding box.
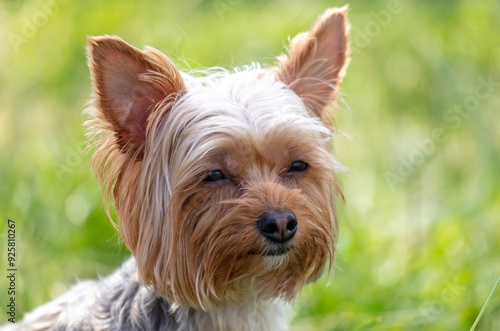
[274,7,350,120]
[87,36,185,156]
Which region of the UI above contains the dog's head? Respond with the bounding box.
[87,7,349,309]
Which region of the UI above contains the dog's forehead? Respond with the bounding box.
[179,68,326,134]
[184,69,302,113]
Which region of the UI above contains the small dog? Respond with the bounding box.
[6,6,349,331]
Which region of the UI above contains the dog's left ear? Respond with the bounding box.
[87,36,185,157]
[274,7,350,120]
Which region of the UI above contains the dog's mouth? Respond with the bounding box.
[249,244,292,257]
[262,245,291,256]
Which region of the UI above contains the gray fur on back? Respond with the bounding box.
[2,258,178,331]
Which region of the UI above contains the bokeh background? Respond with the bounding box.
[1,0,499,329]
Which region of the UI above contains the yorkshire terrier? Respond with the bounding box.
[6,6,349,331]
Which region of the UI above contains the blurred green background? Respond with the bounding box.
[1,0,499,329]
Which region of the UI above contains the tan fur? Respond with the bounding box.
[86,5,349,326]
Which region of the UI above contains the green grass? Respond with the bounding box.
[470,277,500,331]
[1,0,499,329]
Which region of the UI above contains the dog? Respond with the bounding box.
[4,6,349,331]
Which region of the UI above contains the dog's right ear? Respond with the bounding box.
[274,7,350,122]
[87,36,185,156]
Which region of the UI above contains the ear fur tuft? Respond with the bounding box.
[274,6,350,120]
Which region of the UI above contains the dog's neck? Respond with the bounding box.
[130,257,289,330]
[175,298,288,331]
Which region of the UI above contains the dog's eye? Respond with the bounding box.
[203,170,226,182]
[288,161,309,173]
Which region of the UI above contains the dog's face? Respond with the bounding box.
[87,7,349,309]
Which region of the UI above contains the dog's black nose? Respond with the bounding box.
[258,209,297,243]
